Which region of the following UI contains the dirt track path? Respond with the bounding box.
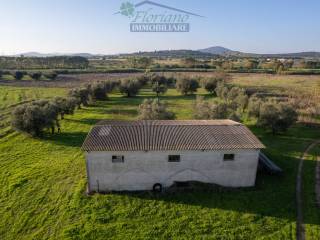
[296,141,320,240]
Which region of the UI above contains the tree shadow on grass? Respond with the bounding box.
[43,131,87,147]
[65,118,101,125]
[108,96,146,106]
[104,109,138,117]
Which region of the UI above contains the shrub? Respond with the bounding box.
[138,99,175,120]
[176,78,199,95]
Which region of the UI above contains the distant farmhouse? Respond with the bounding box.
[82,120,265,192]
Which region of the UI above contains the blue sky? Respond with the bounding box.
[0,0,319,55]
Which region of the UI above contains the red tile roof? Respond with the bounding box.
[82,120,265,151]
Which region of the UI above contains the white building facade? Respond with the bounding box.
[82,120,264,192]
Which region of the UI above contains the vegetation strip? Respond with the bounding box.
[316,154,320,208]
[296,141,320,240]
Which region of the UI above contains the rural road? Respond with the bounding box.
[296,140,320,240]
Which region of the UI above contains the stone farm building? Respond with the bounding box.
[82,120,265,192]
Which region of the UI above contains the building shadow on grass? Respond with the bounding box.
[106,156,319,225]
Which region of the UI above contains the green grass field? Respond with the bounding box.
[0,87,319,239]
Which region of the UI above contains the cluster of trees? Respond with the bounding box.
[0,71,57,81]
[118,74,175,98]
[11,97,77,136]
[138,99,175,120]
[11,79,119,137]
[210,59,296,73]
[194,83,298,134]
[175,73,230,96]
[68,80,118,106]
[299,60,320,69]
[128,57,153,69]
[0,56,89,69]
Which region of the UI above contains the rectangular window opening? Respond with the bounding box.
[112,155,124,163]
[223,154,235,161]
[168,155,180,162]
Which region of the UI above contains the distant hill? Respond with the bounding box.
[118,50,217,58]
[198,46,239,56]
[8,48,320,59]
[199,46,320,58]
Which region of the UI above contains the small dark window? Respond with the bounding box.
[168,155,180,162]
[223,154,235,161]
[112,155,124,163]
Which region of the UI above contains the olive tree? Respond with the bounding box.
[258,102,298,135]
[201,73,229,95]
[151,75,168,97]
[68,87,90,108]
[52,97,77,119]
[11,100,60,136]
[193,96,241,121]
[30,72,42,80]
[176,78,199,95]
[215,81,228,100]
[14,71,24,80]
[119,79,142,97]
[193,96,212,119]
[248,96,264,118]
[138,99,175,120]
[91,83,108,100]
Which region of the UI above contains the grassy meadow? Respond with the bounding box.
[0,84,319,239]
[230,73,320,94]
